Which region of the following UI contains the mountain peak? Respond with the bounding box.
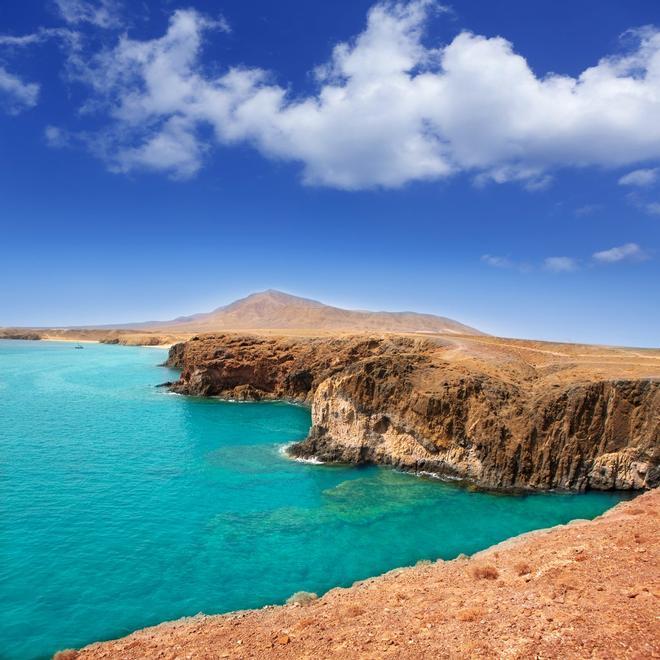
[146,290,483,335]
[225,290,326,310]
[244,289,310,301]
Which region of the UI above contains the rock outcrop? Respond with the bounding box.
[167,333,660,491]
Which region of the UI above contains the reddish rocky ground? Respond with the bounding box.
[62,489,659,660]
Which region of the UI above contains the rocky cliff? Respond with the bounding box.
[167,333,660,491]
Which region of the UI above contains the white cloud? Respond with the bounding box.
[480,254,534,272]
[0,33,48,47]
[55,0,123,29]
[474,166,552,192]
[543,257,578,272]
[481,254,512,268]
[0,66,39,114]
[574,204,600,217]
[0,27,81,113]
[0,27,79,48]
[619,168,658,187]
[484,243,650,273]
[111,116,206,179]
[44,125,69,147]
[625,190,660,215]
[592,242,647,263]
[65,1,660,187]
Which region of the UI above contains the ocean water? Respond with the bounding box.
[0,340,633,659]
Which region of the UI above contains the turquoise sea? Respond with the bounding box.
[0,340,633,659]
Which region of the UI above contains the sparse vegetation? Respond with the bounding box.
[514,561,532,576]
[345,605,366,617]
[471,565,499,580]
[457,607,485,622]
[53,651,79,660]
[286,591,318,606]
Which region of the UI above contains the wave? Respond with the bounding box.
[278,442,324,464]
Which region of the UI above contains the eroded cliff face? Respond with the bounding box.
[166,334,660,491]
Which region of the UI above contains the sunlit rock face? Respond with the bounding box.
[168,333,659,491]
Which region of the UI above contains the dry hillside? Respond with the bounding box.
[144,290,483,335]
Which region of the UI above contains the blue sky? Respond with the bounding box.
[0,0,659,346]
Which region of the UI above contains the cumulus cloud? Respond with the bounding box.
[111,116,207,178]
[619,168,658,187]
[63,1,660,187]
[55,0,123,29]
[0,66,39,114]
[592,243,647,263]
[543,257,578,272]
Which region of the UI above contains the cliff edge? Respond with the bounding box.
[167,333,659,491]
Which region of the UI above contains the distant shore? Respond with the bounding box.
[0,329,177,349]
[40,337,98,344]
[42,337,174,349]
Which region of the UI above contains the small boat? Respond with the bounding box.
[74,344,84,349]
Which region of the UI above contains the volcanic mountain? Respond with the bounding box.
[144,290,483,335]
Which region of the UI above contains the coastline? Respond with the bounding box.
[40,337,99,344]
[3,330,656,658]
[165,332,660,492]
[42,337,173,349]
[70,489,659,659]
[1,336,173,349]
[0,326,184,348]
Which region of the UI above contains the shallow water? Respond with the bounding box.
[0,340,633,659]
